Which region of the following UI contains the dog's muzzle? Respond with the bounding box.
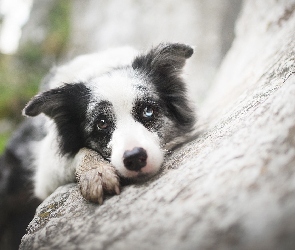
[123,147,147,171]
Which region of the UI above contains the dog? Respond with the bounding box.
[0,43,196,246]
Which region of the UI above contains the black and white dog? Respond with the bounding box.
[23,42,196,201]
[0,43,196,242]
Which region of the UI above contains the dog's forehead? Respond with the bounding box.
[86,69,156,114]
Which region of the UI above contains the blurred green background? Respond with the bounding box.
[0,1,70,153]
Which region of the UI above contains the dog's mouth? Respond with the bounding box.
[117,166,157,181]
[118,166,164,185]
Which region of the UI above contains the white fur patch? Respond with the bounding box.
[33,121,76,200]
[48,47,138,89]
[87,70,136,114]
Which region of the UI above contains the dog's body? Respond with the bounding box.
[21,43,196,201]
[0,43,196,246]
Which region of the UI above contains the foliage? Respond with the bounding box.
[0,132,10,153]
[0,0,71,153]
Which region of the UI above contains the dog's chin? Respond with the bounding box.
[119,167,163,185]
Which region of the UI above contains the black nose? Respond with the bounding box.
[123,147,147,171]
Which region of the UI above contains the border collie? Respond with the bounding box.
[1,43,196,208]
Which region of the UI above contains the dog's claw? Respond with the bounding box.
[75,148,121,204]
[98,196,103,205]
[115,185,120,195]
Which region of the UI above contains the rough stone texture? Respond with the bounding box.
[20,1,295,249]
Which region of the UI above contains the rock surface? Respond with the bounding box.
[20,1,295,249]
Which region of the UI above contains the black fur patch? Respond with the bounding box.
[132,43,196,134]
[23,83,91,156]
[132,98,163,132]
[83,101,116,159]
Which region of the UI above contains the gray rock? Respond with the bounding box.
[20,0,295,249]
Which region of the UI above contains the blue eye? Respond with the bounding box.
[142,106,154,118]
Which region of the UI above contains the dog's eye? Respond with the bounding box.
[97,119,109,130]
[134,102,160,127]
[142,106,154,119]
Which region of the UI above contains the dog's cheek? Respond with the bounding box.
[108,130,132,177]
[140,143,164,175]
[155,116,179,145]
[84,132,113,160]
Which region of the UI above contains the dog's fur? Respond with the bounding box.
[0,43,196,246]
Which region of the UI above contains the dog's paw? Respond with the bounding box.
[75,148,120,204]
[78,168,120,204]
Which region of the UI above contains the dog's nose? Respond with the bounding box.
[123,147,147,171]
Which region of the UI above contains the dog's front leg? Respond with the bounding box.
[75,148,120,204]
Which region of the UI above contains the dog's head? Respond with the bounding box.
[23,43,196,180]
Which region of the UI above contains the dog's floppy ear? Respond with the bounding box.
[23,83,90,118]
[23,83,90,155]
[132,43,193,75]
[132,43,196,133]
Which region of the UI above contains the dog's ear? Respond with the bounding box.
[132,43,196,133]
[132,43,193,75]
[23,83,90,155]
[23,83,90,118]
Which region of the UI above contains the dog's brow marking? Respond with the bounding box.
[87,70,139,121]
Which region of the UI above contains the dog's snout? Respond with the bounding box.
[123,147,147,171]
